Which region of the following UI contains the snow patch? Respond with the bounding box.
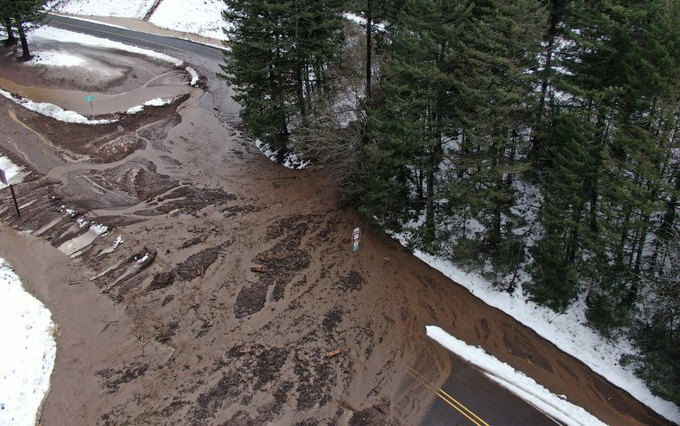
[186,67,199,86]
[255,140,310,170]
[342,12,386,32]
[48,14,129,29]
[28,50,87,67]
[0,156,30,189]
[426,326,606,426]
[0,89,115,125]
[53,0,156,19]
[125,96,177,115]
[410,249,680,423]
[0,259,56,426]
[149,0,231,41]
[29,26,184,67]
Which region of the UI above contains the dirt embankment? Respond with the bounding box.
[0,43,673,425]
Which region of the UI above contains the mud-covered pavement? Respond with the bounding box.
[0,16,672,426]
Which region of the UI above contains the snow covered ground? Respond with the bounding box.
[426,326,606,426]
[29,26,184,67]
[255,140,310,170]
[149,0,230,41]
[0,89,116,125]
[53,0,156,19]
[28,50,87,68]
[0,156,30,190]
[414,250,680,423]
[0,260,56,426]
[0,26,195,125]
[52,0,230,41]
[126,96,178,114]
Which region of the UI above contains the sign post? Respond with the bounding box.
[352,227,361,252]
[85,94,96,119]
[0,168,20,218]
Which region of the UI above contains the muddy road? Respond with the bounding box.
[0,15,672,426]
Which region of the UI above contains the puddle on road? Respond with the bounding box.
[0,37,193,116]
[0,75,190,116]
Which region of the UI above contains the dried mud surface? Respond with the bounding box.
[0,41,673,426]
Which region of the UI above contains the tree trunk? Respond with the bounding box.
[425,150,436,246]
[566,198,585,264]
[293,1,307,120]
[650,172,679,270]
[3,18,16,46]
[365,0,373,99]
[16,20,30,60]
[530,18,558,168]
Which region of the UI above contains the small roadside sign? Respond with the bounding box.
[352,227,361,252]
[86,95,96,118]
[0,168,20,217]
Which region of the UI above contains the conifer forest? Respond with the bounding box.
[221,0,680,404]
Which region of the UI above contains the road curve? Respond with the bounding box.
[27,14,636,426]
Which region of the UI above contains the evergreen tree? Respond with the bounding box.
[0,0,17,46]
[6,0,48,59]
[528,111,595,309]
[220,0,344,161]
[361,0,473,246]
[444,0,546,278]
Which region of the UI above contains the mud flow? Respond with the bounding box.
[0,34,672,426]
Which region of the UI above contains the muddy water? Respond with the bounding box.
[0,24,674,426]
[0,73,190,115]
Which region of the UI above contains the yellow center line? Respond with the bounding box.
[408,367,491,426]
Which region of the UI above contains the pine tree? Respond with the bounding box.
[361,0,473,246]
[7,0,48,59]
[444,0,546,277]
[220,0,344,161]
[530,0,571,171]
[0,0,17,46]
[529,111,594,309]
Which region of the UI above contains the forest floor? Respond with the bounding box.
[0,24,673,426]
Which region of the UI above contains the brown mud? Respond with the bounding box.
[0,38,191,115]
[0,42,673,426]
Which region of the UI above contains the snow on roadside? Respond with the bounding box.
[28,50,87,67]
[47,14,129,29]
[413,250,680,423]
[149,0,231,41]
[0,89,116,125]
[126,96,178,115]
[186,67,199,86]
[29,26,184,67]
[0,155,30,189]
[53,0,156,19]
[0,260,57,426]
[426,326,606,426]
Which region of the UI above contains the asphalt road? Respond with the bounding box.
[37,15,563,426]
[420,353,561,426]
[46,14,224,63]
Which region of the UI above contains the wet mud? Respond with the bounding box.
[0,39,673,426]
